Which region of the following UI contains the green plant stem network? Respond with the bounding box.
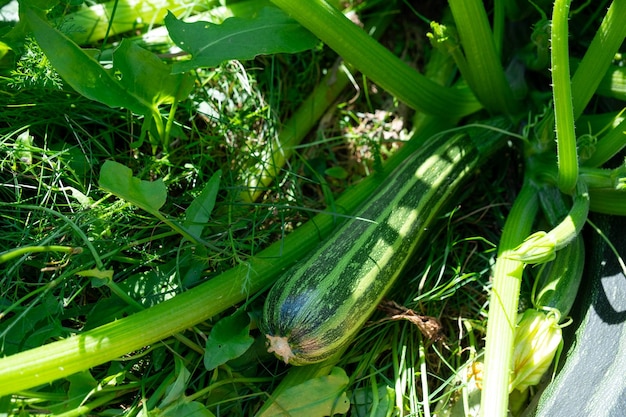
[0,0,625,416]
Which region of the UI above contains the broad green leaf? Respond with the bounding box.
[260,367,351,417]
[184,170,221,239]
[99,160,167,214]
[204,312,254,371]
[0,293,63,355]
[166,7,319,73]
[112,39,194,108]
[22,6,151,115]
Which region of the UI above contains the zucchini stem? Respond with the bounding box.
[480,180,539,417]
[269,0,481,117]
[551,0,578,194]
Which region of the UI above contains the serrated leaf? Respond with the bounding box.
[99,160,167,214]
[166,7,318,73]
[184,170,221,239]
[204,312,254,371]
[112,39,194,108]
[260,367,351,417]
[22,6,150,115]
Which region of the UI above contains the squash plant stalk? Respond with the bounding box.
[550,0,578,194]
[448,0,519,115]
[571,0,626,119]
[480,181,539,417]
[509,180,590,264]
[588,188,626,215]
[269,0,481,118]
[582,116,626,168]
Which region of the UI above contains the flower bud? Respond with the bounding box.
[510,309,562,392]
[508,231,556,264]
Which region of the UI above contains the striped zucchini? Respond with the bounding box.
[261,129,503,365]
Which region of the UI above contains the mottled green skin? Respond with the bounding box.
[262,132,489,365]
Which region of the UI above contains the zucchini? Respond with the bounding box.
[527,215,626,417]
[261,128,505,365]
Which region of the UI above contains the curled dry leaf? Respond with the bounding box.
[376,300,445,342]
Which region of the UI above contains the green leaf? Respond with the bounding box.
[112,39,194,108]
[162,401,216,417]
[75,268,115,288]
[184,170,221,240]
[166,7,319,73]
[22,5,150,115]
[66,371,98,408]
[99,160,167,214]
[22,0,60,11]
[351,384,395,417]
[15,130,33,166]
[204,312,254,371]
[160,358,191,408]
[324,166,348,180]
[47,371,98,414]
[260,367,350,417]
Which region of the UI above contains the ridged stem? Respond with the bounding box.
[550,0,578,194]
[269,0,481,118]
[571,0,626,119]
[582,115,626,168]
[480,180,539,417]
[448,0,519,115]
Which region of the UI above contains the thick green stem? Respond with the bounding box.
[509,180,589,264]
[582,115,626,168]
[0,245,81,263]
[269,0,481,118]
[480,181,539,417]
[571,0,626,119]
[448,0,519,115]
[551,0,578,194]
